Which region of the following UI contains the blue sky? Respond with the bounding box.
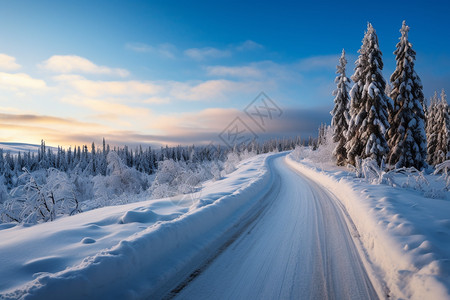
[0,0,449,147]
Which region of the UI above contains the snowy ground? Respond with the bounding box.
[1,150,449,299]
[287,152,450,299]
[174,154,378,300]
[0,153,279,299]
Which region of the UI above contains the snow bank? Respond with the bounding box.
[0,152,281,299]
[286,155,450,300]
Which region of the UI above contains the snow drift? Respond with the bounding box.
[286,154,450,300]
[0,152,282,299]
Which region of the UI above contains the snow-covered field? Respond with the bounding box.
[287,151,450,299]
[0,153,281,299]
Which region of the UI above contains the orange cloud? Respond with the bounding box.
[0,105,330,149]
[0,113,102,127]
[61,96,152,118]
[151,108,241,135]
[0,112,113,147]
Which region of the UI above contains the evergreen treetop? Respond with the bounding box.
[387,21,427,169]
[346,23,391,166]
[331,49,351,166]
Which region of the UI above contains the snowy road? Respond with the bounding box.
[171,155,379,300]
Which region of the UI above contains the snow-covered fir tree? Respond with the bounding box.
[346,23,392,166]
[386,21,427,169]
[331,49,351,166]
[431,90,450,165]
[426,92,439,165]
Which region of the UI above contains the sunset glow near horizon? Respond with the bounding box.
[0,0,449,148]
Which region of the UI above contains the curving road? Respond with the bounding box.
[172,155,378,300]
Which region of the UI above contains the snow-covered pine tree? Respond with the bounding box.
[386,21,427,169]
[446,90,450,159]
[433,90,450,164]
[331,49,351,166]
[426,92,439,165]
[346,23,392,166]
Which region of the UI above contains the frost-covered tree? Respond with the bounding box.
[331,49,351,166]
[4,168,80,223]
[426,92,439,165]
[92,151,147,206]
[3,159,13,189]
[346,23,392,166]
[432,90,450,164]
[0,176,8,204]
[386,21,427,169]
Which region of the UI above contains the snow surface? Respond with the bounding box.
[174,155,378,299]
[1,149,448,299]
[0,153,280,299]
[286,154,450,300]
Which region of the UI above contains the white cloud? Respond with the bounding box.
[206,65,263,78]
[54,74,162,98]
[125,40,263,62]
[0,106,21,113]
[236,40,264,51]
[205,60,301,83]
[53,74,265,103]
[0,72,47,90]
[40,55,130,77]
[184,47,231,61]
[143,97,171,104]
[296,55,340,71]
[0,54,21,71]
[125,42,153,53]
[168,79,262,102]
[125,43,176,59]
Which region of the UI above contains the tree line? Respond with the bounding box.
[0,136,303,223]
[0,137,302,191]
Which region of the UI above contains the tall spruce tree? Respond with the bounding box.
[346,23,392,166]
[331,49,351,166]
[433,90,450,164]
[386,21,427,169]
[426,92,439,165]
